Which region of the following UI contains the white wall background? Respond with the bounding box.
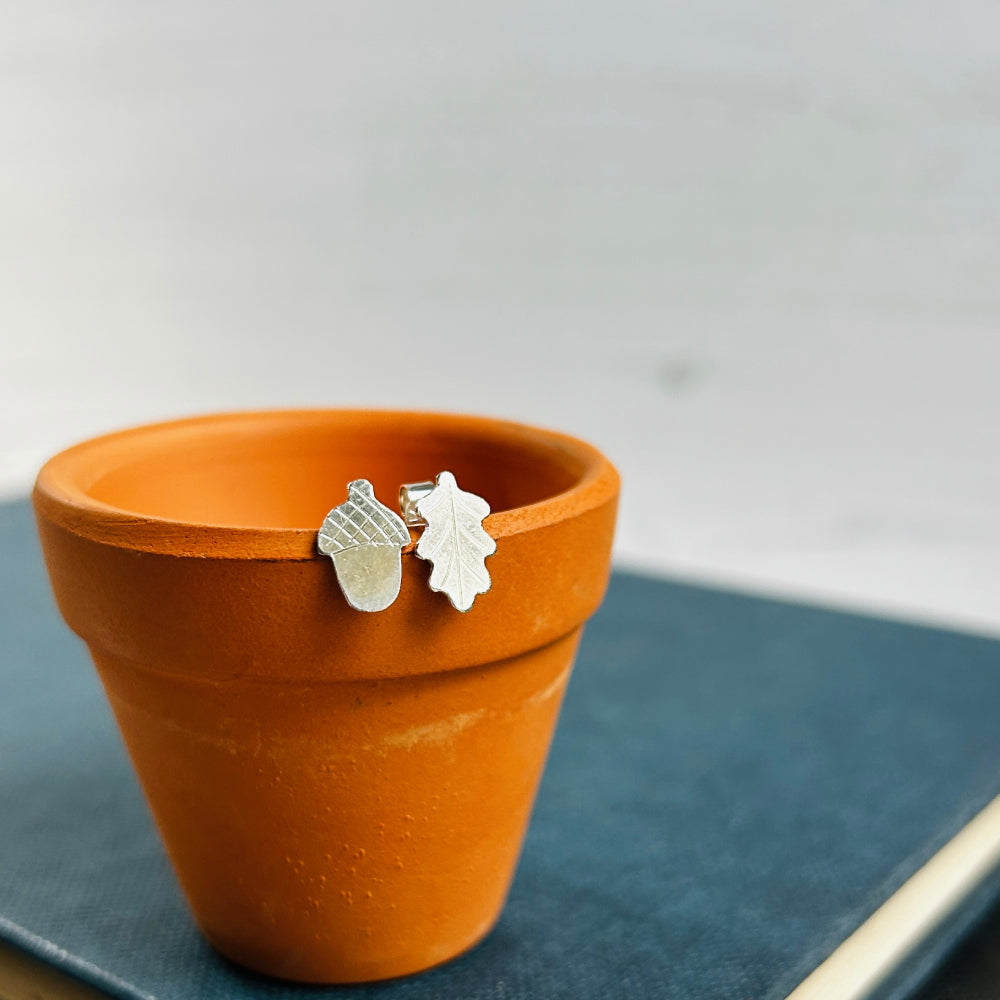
[2,1,998,633]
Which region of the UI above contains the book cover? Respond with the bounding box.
[2,497,1000,1000]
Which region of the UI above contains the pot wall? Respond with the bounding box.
[90,631,580,982]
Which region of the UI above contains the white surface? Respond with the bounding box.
[2,1,998,634]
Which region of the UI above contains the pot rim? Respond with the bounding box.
[33,408,619,561]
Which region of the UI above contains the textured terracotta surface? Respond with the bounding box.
[32,410,619,983]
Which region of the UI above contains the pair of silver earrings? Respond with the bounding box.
[317,472,496,614]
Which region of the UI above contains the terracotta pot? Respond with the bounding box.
[32,409,619,984]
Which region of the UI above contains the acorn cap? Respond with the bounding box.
[317,479,410,556]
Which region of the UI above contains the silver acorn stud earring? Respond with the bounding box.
[399,471,496,612]
[317,479,411,612]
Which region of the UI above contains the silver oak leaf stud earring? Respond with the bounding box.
[317,479,411,612]
[399,471,496,612]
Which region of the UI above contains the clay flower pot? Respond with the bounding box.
[32,410,619,984]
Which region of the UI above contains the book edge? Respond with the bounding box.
[0,916,154,1000]
[785,790,1000,1000]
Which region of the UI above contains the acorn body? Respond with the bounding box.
[317,479,410,612]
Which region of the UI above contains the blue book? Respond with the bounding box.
[2,496,1000,1000]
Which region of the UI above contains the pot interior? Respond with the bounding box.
[70,412,589,530]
